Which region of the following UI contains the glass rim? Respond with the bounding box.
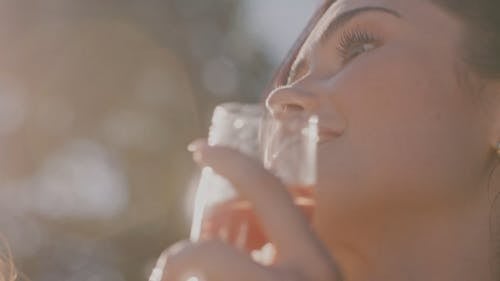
[213,102,263,117]
[264,110,319,129]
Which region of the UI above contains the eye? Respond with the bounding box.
[337,29,379,64]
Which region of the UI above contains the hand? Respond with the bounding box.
[149,140,342,281]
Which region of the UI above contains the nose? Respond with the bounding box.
[265,81,347,142]
[265,84,319,115]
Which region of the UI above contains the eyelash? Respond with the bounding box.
[285,29,380,85]
[336,29,379,64]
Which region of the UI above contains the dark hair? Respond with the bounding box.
[432,1,500,78]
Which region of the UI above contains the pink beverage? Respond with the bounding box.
[200,186,314,253]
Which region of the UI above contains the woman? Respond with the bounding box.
[151,0,500,280]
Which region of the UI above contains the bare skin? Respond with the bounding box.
[151,1,500,280]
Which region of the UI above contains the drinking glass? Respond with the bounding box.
[190,103,318,265]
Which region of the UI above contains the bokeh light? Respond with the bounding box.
[0,1,321,280]
[34,139,128,220]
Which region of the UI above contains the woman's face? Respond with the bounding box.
[267,0,494,244]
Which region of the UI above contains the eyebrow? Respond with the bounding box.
[287,6,402,84]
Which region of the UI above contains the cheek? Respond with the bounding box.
[315,44,488,219]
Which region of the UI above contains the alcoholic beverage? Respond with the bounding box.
[200,187,314,253]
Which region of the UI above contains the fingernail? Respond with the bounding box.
[187,143,197,152]
[187,139,206,152]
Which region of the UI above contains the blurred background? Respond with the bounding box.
[0,0,320,280]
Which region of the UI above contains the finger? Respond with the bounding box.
[189,140,335,270]
[160,240,280,281]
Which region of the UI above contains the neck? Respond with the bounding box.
[325,194,494,281]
